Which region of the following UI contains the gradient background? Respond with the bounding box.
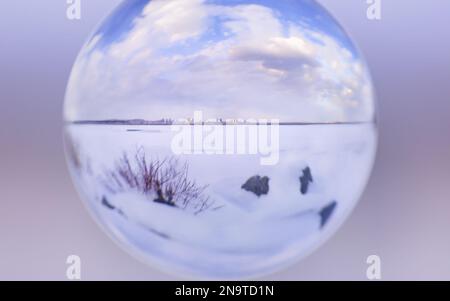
[1,0,449,280]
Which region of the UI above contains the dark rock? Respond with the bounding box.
[300,166,314,194]
[153,197,177,207]
[101,197,116,210]
[241,175,270,197]
[319,201,337,228]
[148,228,171,240]
[153,188,177,207]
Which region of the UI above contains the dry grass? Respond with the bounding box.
[103,149,215,214]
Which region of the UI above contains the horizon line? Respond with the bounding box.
[66,119,375,126]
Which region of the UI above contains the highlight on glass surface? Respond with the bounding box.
[64,0,377,278]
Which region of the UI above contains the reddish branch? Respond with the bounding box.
[103,150,215,214]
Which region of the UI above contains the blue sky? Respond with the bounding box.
[92,0,149,49]
[92,0,357,55]
[66,0,374,122]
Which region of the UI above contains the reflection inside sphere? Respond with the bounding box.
[64,0,377,278]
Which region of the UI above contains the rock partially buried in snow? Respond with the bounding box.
[320,201,337,228]
[241,176,270,197]
[153,191,177,207]
[101,196,116,210]
[300,166,314,195]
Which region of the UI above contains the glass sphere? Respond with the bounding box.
[64,0,377,279]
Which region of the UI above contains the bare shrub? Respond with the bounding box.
[103,149,216,214]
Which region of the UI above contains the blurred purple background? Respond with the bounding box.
[0,0,449,280]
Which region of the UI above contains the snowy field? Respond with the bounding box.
[65,124,377,279]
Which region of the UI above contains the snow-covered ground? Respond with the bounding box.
[65,124,377,279]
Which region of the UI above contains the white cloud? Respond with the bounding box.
[65,0,375,123]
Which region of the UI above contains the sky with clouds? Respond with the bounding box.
[65,0,375,122]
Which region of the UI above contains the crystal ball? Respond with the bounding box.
[64,0,377,279]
